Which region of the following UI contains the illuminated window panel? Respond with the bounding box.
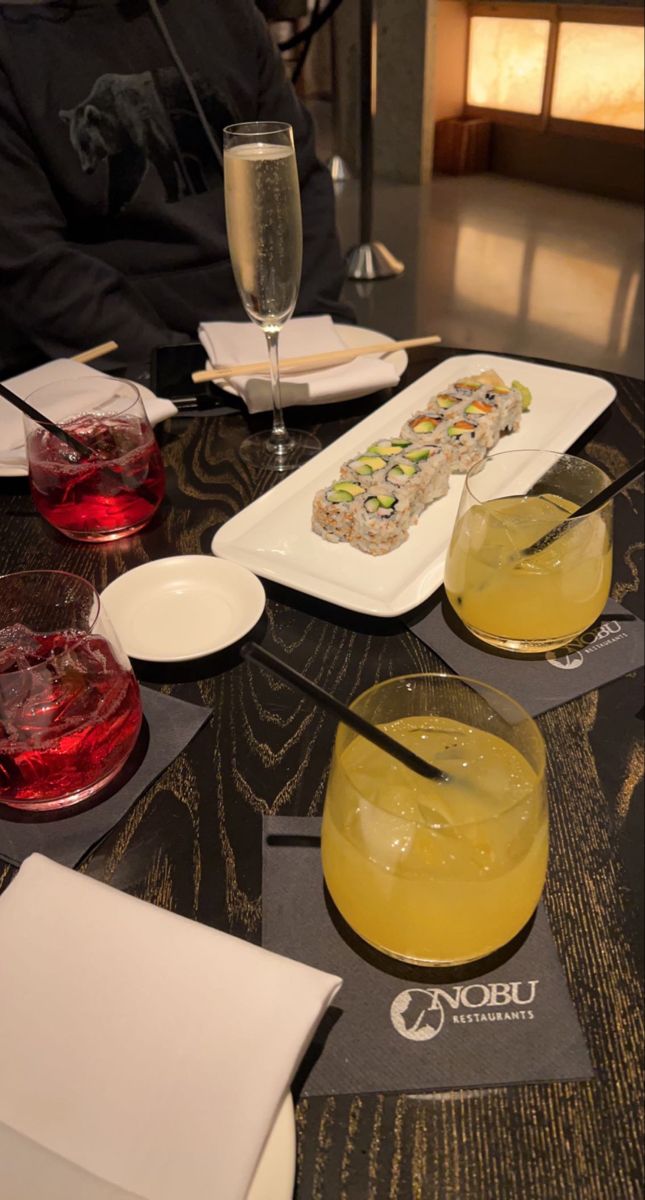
[467,16,550,115]
[455,225,525,316]
[528,245,621,347]
[551,23,645,131]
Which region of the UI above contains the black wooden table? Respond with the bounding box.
[1,346,643,1199]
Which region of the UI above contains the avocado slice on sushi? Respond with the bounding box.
[367,439,411,457]
[327,482,365,503]
[348,455,387,475]
[364,493,398,515]
[410,415,441,434]
[465,399,495,415]
[387,462,417,480]
[447,420,477,437]
[512,380,532,411]
[435,393,461,409]
[404,447,431,462]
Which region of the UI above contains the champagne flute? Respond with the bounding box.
[223,121,321,472]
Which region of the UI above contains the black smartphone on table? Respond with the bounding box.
[150,343,239,411]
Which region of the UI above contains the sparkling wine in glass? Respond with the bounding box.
[224,121,320,472]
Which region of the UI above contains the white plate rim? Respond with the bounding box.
[210,353,617,618]
[218,323,408,398]
[100,555,266,662]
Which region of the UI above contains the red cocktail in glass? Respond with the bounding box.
[0,572,142,810]
[24,379,165,542]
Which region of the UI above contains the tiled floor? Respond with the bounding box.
[325,166,644,381]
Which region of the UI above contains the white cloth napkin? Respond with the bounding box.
[198,315,400,413]
[0,360,176,474]
[0,854,341,1200]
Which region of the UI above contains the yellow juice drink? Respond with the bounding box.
[322,715,547,965]
[444,493,612,652]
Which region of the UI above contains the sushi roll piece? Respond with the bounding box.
[312,480,366,543]
[382,453,427,513]
[350,487,415,555]
[461,396,502,448]
[443,416,490,472]
[479,383,522,433]
[400,444,451,505]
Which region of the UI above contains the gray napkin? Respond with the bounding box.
[0,688,210,868]
[407,596,644,716]
[263,816,593,1097]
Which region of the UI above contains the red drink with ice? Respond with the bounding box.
[24,379,165,542]
[0,573,142,810]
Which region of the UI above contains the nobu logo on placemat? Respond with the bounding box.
[547,619,626,670]
[390,981,538,1041]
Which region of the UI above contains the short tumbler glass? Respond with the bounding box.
[0,571,142,810]
[321,673,548,966]
[444,449,613,653]
[24,378,165,542]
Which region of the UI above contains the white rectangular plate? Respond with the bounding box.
[211,354,616,618]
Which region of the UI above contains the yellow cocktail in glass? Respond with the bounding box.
[444,449,613,653]
[321,674,547,966]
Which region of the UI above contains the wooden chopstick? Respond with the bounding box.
[71,341,119,364]
[191,334,441,384]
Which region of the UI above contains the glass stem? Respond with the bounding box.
[265,329,291,452]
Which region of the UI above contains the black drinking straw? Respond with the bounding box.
[521,457,645,559]
[241,641,448,783]
[0,381,95,460]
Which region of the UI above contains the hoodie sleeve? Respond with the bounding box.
[0,66,184,371]
[247,6,354,323]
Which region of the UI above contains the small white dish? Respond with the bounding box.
[247,1092,296,1200]
[101,556,265,662]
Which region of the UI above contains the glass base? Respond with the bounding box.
[52,521,152,543]
[239,429,321,474]
[1,754,130,812]
[462,620,596,654]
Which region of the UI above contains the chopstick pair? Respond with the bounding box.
[192,334,442,384]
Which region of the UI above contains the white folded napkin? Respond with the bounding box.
[198,315,400,413]
[0,854,341,1200]
[0,360,176,474]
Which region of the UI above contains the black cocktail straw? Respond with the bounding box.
[0,381,94,460]
[241,641,448,783]
[521,457,645,559]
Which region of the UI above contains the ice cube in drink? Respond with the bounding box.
[0,625,142,809]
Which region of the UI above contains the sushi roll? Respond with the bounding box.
[400,444,451,505]
[479,383,522,433]
[443,416,490,472]
[382,453,427,513]
[350,487,415,555]
[460,396,502,448]
[311,480,366,543]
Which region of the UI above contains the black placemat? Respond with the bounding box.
[0,688,210,869]
[262,816,593,1097]
[407,596,644,716]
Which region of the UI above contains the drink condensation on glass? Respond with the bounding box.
[444,449,613,653]
[321,674,548,966]
[0,571,142,810]
[24,378,165,542]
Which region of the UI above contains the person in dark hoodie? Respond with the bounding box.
[0,0,350,374]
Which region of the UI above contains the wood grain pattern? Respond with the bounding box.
[0,347,642,1198]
